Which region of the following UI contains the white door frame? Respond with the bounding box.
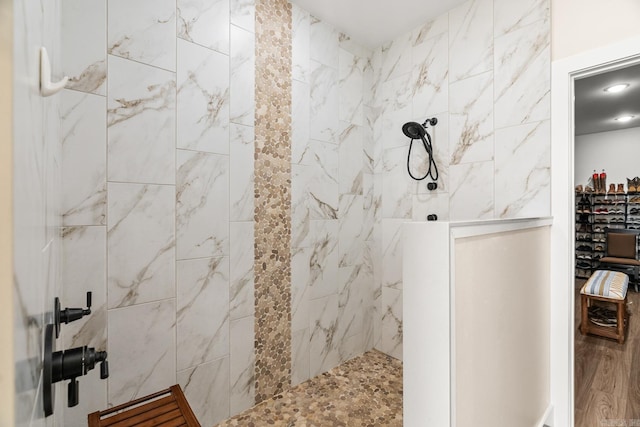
[550,35,640,427]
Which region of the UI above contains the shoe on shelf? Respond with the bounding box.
[576,185,584,193]
[617,183,625,194]
[608,183,616,194]
[585,186,594,193]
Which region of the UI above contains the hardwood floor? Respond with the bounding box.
[575,278,640,426]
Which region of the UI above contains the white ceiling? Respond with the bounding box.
[575,63,640,136]
[289,0,467,48]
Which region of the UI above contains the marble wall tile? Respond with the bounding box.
[230,124,255,221]
[310,60,339,143]
[230,222,254,320]
[362,173,379,242]
[338,195,363,267]
[230,0,255,33]
[309,294,340,377]
[379,287,402,360]
[292,4,310,83]
[449,161,494,221]
[178,357,230,425]
[230,25,255,126]
[107,183,175,308]
[108,0,176,71]
[494,21,550,129]
[413,193,451,221]
[310,16,339,69]
[364,48,382,106]
[339,33,370,58]
[62,0,106,94]
[364,105,383,174]
[108,300,176,406]
[412,32,449,117]
[61,226,107,426]
[177,39,230,154]
[291,328,310,386]
[177,0,229,55]
[380,73,413,151]
[61,90,106,226]
[176,256,229,371]
[495,120,551,218]
[379,32,412,83]
[339,49,364,125]
[107,55,176,185]
[295,142,339,220]
[411,13,448,46]
[291,164,312,248]
[230,316,255,414]
[291,246,312,332]
[494,0,549,37]
[449,71,494,165]
[381,219,404,290]
[291,80,310,164]
[382,146,413,219]
[449,0,493,83]
[337,265,366,342]
[339,122,363,195]
[176,150,229,260]
[309,220,339,300]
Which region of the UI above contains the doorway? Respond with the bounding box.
[551,35,640,427]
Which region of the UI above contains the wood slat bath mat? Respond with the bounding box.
[88,385,200,427]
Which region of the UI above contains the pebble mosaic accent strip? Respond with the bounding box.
[215,350,403,426]
[254,0,293,403]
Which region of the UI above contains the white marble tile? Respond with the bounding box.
[339,48,364,125]
[177,39,230,154]
[339,195,363,268]
[177,150,229,259]
[178,357,230,425]
[337,265,366,342]
[449,0,493,83]
[382,146,413,219]
[413,192,450,221]
[310,16,339,69]
[108,0,176,70]
[291,80,310,165]
[379,287,402,360]
[230,222,254,320]
[339,122,363,195]
[230,317,255,414]
[292,4,310,83]
[230,124,254,221]
[494,0,549,37]
[338,332,365,362]
[177,0,229,54]
[364,105,383,174]
[494,20,550,129]
[310,60,339,143]
[449,161,494,221]
[291,164,312,249]
[362,173,380,242]
[495,120,551,218]
[62,0,106,94]
[365,240,383,350]
[411,13,448,46]
[107,183,175,308]
[177,257,229,371]
[61,90,106,226]
[449,71,494,165]
[60,225,108,427]
[380,73,413,151]
[108,300,176,406]
[380,32,412,83]
[382,219,404,291]
[309,221,339,300]
[230,25,255,126]
[107,55,176,184]
[292,141,339,221]
[339,33,370,58]
[230,0,255,33]
[309,294,340,377]
[291,246,312,332]
[412,32,449,117]
[364,47,382,106]
[291,328,310,386]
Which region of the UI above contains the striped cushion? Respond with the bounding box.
[581,270,629,300]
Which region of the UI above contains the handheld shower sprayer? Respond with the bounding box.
[402,117,438,185]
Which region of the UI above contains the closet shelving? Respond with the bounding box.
[575,191,628,279]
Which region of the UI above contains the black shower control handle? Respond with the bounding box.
[59,291,92,324]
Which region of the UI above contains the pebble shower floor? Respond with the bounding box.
[215,350,403,426]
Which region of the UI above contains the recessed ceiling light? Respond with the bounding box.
[615,115,635,122]
[604,83,630,93]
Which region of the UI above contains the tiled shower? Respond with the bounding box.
[12,0,550,425]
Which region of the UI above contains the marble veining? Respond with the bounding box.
[230,222,255,320]
[339,123,363,196]
[178,0,230,55]
[309,294,340,376]
[230,25,255,126]
[411,13,448,46]
[310,60,339,143]
[382,219,403,291]
[379,287,402,360]
[339,48,364,125]
[338,195,364,267]
[412,32,449,117]
[178,357,230,425]
[177,38,230,154]
[448,0,493,83]
[291,328,311,386]
[230,124,254,221]
[230,316,255,414]
[494,0,549,37]
[449,161,495,221]
[230,0,255,33]
[292,4,310,84]
[310,16,338,69]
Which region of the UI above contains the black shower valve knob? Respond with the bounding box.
[55,291,92,337]
[427,182,437,191]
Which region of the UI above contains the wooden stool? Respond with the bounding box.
[580,270,629,344]
[88,385,200,427]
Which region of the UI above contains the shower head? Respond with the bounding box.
[402,122,426,139]
[402,118,438,139]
